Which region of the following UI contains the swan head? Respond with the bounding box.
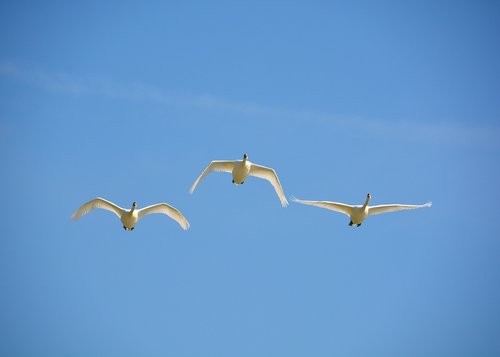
[363,193,371,206]
[132,201,137,208]
[243,153,248,159]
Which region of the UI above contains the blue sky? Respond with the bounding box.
[1,1,499,356]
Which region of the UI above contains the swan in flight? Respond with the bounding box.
[292,193,431,227]
[189,154,288,207]
[71,197,190,231]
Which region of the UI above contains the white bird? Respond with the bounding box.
[71,197,190,231]
[292,193,431,227]
[189,154,288,207]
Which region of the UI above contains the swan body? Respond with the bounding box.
[292,193,431,227]
[71,197,190,230]
[190,154,288,207]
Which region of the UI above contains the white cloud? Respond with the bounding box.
[1,59,498,148]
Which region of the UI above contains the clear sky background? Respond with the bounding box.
[1,1,499,356]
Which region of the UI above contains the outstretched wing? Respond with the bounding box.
[138,203,190,230]
[249,163,288,207]
[189,161,234,193]
[368,202,432,216]
[291,197,353,217]
[71,197,124,220]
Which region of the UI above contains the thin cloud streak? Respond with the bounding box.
[1,60,498,148]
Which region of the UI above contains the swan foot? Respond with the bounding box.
[232,180,234,183]
[123,226,127,230]
[241,181,244,184]
[349,221,353,226]
[131,227,135,231]
[356,223,362,227]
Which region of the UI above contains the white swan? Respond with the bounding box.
[71,197,190,230]
[292,193,431,227]
[189,154,288,207]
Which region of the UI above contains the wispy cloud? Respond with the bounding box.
[1,59,498,148]
[0,60,295,119]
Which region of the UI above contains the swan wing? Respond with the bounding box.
[249,163,288,207]
[291,197,352,217]
[71,197,124,220]
[189,160,234,193]
[138,203,190,230]
[368,202,432,216]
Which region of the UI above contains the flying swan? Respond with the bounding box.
[189,154,288,207]
[292,193,431,226]
[71,197,190,230]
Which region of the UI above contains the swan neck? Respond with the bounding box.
[362,196,371,208]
